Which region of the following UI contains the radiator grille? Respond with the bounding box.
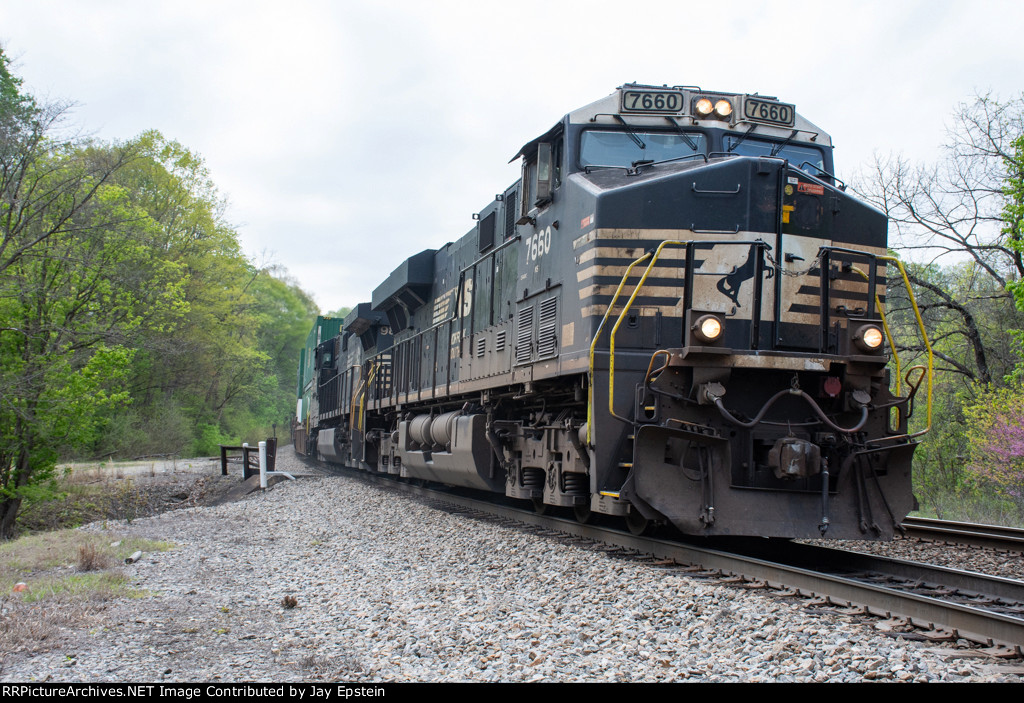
[537,297,558,359]
[504,191,518,240]
[515,305,533,365]
[479,211,496,252]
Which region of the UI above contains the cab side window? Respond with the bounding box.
[552,137,563,189]
[518,155,539,225]
[518,133,563,224]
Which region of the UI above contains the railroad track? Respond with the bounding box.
[298,457,1024,656]
[723,538,1024,653]
[902,516,1024,553]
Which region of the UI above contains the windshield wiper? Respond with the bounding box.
[640,153,708,169]
[583,164,623,173]
[770,130,800,157]
[613,115,646,150]
[664,117,700,152]
[727,124,758,152]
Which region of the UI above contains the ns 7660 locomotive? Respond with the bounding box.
[295,83,932,539]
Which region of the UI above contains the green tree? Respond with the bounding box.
[82,133,319,458]
[248,269,319,433]
[0,48,320,534]
[956,130,1024,522]
[859,94,1024,386]
[964,384,1024,517]
[0,51,188,536]
[1004,132,1024,335]
[857,94,1024,521]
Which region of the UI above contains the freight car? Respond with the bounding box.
[295,83,932,539]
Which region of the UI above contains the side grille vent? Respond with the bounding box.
[476,336,487,358]
[479,211,496,253]
[537,297,558,359]
[504,191,518,240]
[515,305,533,365]
[495,330,506,353]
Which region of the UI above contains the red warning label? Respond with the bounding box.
[797,182,825,195]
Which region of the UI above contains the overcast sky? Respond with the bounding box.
[2,0,1022,313]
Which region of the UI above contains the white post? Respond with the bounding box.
[259,441,268,489]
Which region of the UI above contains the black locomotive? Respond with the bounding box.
[295,83,932,539]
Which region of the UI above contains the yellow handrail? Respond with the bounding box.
[848,265,902,396]
[804,251,933,441]
[876,255,934,439]
[585,242,934,447]
[349,365,366,426]
[358,362,380,432]
[587,252,652,445]
[608,241,689,423]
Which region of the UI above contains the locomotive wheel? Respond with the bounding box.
[625,511,650,536]
[573,505,592,524]
[531,498,548,515]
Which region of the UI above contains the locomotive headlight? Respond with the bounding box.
[854,324,884,352]
[714,99,733,117]
[692,314,724,344]
[695,98,714,115]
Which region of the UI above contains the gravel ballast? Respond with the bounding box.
[2,451,1023,683]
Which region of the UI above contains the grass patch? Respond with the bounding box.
[0,529,174,591]
[17,571,130,603]
[77,541,111,571]
[912,491,1024,527]
[0,529,174,653]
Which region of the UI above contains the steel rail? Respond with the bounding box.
[902,516,1024,553]
[728,540,1024,605]
[300,460,1024,652]
[369,476,1024,651]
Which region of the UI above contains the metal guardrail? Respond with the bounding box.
[219,439,277,479]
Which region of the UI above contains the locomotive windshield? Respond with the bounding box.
[580,130,707,168]
[724,135,825,175]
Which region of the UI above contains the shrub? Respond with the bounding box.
[964,384,1024,515]
[192,423,236,457]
